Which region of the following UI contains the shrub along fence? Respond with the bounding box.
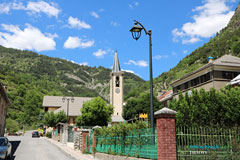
[83,108,240,160]
[95,128,157,159]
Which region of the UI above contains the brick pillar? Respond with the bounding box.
[154,107,177,160]
[82,130,89,153]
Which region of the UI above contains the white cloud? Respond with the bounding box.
[26,1,60,18]
[0,1,61,18]
[111,21,120,27]
[182,37,201,44]
[128,4,133,8]
[183,50,188,54]
[79,62,88,66]
[129,1,139,8]
[70,60,89,66]
[153,55,168,60]
[0,3,11,14]
[90,11,99,18]
[134,1,139,6]
[67,16,91,29]
[64,36,94,49]
[0,24,56,52]
[124,60,148,67]
[172,0,235,44]
[122,69,135,74]
[93,49,107,58]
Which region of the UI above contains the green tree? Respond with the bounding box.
[76,97,113,126]
[5,118,20,134]
[169,87,240,127]
[55,110,68,124]
[123,92,162,121]
[232,41,240,56]
[43,111,56,127]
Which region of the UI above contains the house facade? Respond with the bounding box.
[42,96,92,125]
[0,82,10,136]
[170,55,240,98]
[157,90,173,107]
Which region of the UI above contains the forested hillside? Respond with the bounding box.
[0,46,145,126]
[154,3,240,91]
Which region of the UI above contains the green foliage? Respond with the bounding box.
[76,97,114,126]
[43,111,57,127]
[55,111,68,124]
[95,121,156,158]
[45,131,52,138]
[5,118,20,134]
[95,121,147,139]
[123,92,162,121]
[43,111,68,127]
[232,41,240,56]
[169,87,240,127]
[0,45,144,127]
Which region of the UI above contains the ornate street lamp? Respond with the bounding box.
[130,20,154,142]
[62,96,75,122]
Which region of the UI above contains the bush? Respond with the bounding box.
[5,118,20,134]
[45,131,52,138]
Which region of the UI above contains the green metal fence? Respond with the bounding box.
[95,128,157,159]
[52,130,58,137]
[88,130,93,154]
[176,126,240,160]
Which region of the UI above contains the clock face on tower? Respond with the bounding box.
[115,88,120,94]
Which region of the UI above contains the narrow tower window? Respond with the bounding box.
[116,76,120,87]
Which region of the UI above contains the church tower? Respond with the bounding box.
[110,51,124,122]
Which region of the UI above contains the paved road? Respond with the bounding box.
[7,131,77,160]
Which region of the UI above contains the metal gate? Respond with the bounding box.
[68,126,74,142]
[88,130,93,153]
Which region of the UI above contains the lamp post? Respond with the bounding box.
[130,20,155,141]
[62,96,75,123]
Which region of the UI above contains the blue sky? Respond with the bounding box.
[0,0,239,80]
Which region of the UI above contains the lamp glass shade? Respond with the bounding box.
[130,24,142,40]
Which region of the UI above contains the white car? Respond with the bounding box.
[0,137,12,160]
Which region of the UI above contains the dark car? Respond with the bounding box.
[32,131,40,138]
[0,137,12,160]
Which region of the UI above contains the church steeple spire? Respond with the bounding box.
[112,51,121,72]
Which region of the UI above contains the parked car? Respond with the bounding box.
[32,131,40,138]
[0,137,12,160]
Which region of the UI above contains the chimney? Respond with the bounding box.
[208,56,213,63]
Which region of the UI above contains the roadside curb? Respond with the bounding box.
[44,137,97,160]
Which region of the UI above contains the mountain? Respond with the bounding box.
[0,46,145,126]
[154,3,240,91]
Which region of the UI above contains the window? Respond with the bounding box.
[184,82,189,89]
[115,76,120,87]
[205,72,210,81]
[173,87,178,93]
[222,71,232,79]
[233,72,239,78]
[200,75,204,83]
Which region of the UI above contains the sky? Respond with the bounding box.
[0,0,239,80]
